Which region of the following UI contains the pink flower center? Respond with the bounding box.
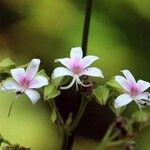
[130,85,139,96]
[20,77,30,89]
[72,64,82,74]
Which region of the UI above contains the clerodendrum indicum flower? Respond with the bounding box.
[52,47,104,90]
[1,59,48,104]
[114,70,150,108]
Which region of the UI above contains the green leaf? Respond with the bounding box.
[37,69,50,81]
[0,58,16,72]
[51,108,57,123]
[106,77,123,91]
[93,85,109,105]
[51,76,70,88]
[44,83,60,100]
[109,99,126,117]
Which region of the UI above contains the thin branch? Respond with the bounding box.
[82,0,93,56]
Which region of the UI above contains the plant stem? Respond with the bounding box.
[61,0,94,149]
[95,123,121,150]
[61,96,90,150]
[48,100,64,127]
[82,0,93,56]
[70,96,89,131]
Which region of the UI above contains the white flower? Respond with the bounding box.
[114,69,150,108]
[1,59,48,104]
[52,47,103,90]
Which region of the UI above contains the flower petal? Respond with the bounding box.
[135,92,150,101]
[11,68,26,84]
[80,55,99,69]
[114,94,133,108]
[1,79,21,91]
[29,75,48,89]
[55,58,71,69]
[136,92,150,106]
[52,67,73,79]
[25,89,40,104]
[137,80,150,93]
[26,59,40,80]
[70,47,83,61]
[115,75,130,93]
[79,67,104,78]
[122,70,136,84]
[60,77,76,90]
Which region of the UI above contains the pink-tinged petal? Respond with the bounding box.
[11,68,26,84]
[1,79,21,91]
[115,75,131,93]
[55,58,71,69]
[70,47,83,61]
[52,67,73,79]
[25,89,40,104]
[26,59,40,80]
[60,77,76,90]
[114,94,133,108]
[79,67,104,78]
[137,80,150,93]
[29,75,48,89]
[80,55,99,69]
[122,70,136,84]
[135,92,150,100]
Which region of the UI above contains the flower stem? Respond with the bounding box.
[61,1,94,149]
[70,96,89,131]
[61,95,90,150]
[82,0,93,56]
[48,100,64,127]
[95,123,121,150]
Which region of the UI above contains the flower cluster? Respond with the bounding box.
[0,47,150,112]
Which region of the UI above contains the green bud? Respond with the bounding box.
[93,85,109,105]
[50,108,57,123]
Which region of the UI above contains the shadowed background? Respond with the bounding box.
[0,0,150,149]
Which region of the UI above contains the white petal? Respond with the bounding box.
[25,89,40,104]
[29,75,48,89]
[60,77,76,90]
[26,58,40,80]
[1,79,21,91]
[11,68,26,84]
[70,47,83,61]
[136,92,150,106]
[137,80,150,93]
[55,58,71,69]
[122,69,136,84]
[115,75,131,92]
[79,67,104,78]
[114,94,133,108]
[52,67,73,79]
[80,55,99,69]
[135,92,150,100]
